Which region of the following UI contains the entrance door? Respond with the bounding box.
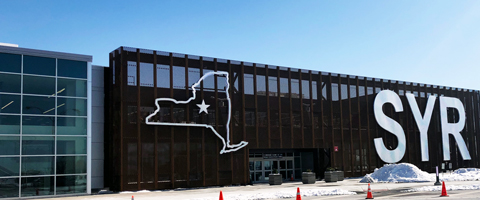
[249,156,294,183]
[272,159,294,180]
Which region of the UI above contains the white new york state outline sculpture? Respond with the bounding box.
[146,71,248,154]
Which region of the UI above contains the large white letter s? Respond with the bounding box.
[373,90,406,163]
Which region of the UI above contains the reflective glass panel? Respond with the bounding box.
[21,156,54,176]
[188,68,200,88]
[172,66,185,89]
[0,157,19,177]
[23,55,55,76]
[0,115,20,134]
[57,137,86,154]
[254,161,262,170]
[0,73,21,93]
[56,156,86,174]
[22,136,54,155]
[156,64,170,88]
[57,78,87,97]
[139,63,154,87]
[0,94,20,114]
[57,98,87,116]
[57,117,87,135]
[0,52,21,73]
[0,178,19,198]
[22,96,55,115]
[58,59,87,79]
[0,136,19,155]
[23,75,55,95]
[20,176,54,197]
[22,116,55,135]
[56,175,87,194]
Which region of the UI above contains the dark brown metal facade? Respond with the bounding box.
[105,47,480,191]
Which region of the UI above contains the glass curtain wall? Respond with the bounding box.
[0,53,87,198]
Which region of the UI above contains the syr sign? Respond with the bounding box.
[374,90,471,163]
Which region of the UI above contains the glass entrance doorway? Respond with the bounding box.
[249,153,295,183]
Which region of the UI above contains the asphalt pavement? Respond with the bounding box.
[40,178,480,200]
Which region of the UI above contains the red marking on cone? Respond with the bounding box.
[131,195,134,200]
[440,181,449,197]
[296,187,301,200]
[366,183,374,199]
[219,190,224,200]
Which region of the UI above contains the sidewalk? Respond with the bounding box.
[42,178,480,200]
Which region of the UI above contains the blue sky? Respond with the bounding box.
[1,1,479,89]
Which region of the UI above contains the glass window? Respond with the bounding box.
[0,136,20,155]
[23,96,55,115]
[312,81,318,100]
[0,157,19,177]
[57,98,87,116]
[202,69,215,91]
[23,75,56,95]
[22,136,54,155]
[23,55,55,76]
[20,176,54,197]
[57,137,86,154]
[0,178,19,198]
[257,75,266,96]
[58,59,87,79]
[0,94,20,114]
[56,156,86,174]
[291,79,300,98]
[22,116,55,135]
[21,156,54,175]
[57,117,87,135]
[332,83,339,101]
[268,77,277,96]
[0,73,21,93]
[156,64,170,88]
[188,68,200,88]
[244,74,254,95]
[0,53,21,73]
[172,66,185,89]
[217,75,227,91]
[302,80,310,99]
[57,78,87,97]
[127,61,137,86]
[280,77,288,97]
[56,175,87,194]
[139,62,154,87]
[0,115,20,134]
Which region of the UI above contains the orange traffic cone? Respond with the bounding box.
[366,183,374,199]
[296,187,301,200]
[219,190,224,200]
[440,181,449,197]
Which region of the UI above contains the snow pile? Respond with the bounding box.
[120,190,154,194]
[405,184,480,192]
[190,189,356,200]
[360,163,434,183]
[441,168,480,181]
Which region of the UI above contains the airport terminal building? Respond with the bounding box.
[1,45,480,198]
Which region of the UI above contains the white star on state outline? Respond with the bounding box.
[196,100,210,114]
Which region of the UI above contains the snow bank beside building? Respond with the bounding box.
[360,163,480,183]
[441,168,480,181]
[360,163,434,183]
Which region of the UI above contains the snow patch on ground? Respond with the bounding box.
[442,168,480,181]
[360,163,434,183]
[190,189,356,200]
[405,184,480,192]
